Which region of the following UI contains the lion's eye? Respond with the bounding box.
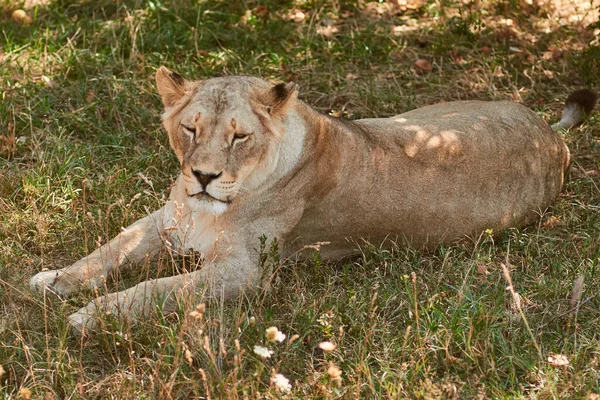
[232,133,249,145]
[182,125,196,136]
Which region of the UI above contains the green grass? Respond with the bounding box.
[1,0,600,398]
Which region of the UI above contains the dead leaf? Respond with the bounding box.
[542,51,554,60]
[493,66,505,77]
[392,0,426,11]
[363,2,392,17]
[547,354,570,367]
[19,388,32,400]
[41,75,56,88]
[316,25,339,37]
[289,9,306,23]
[0,135,16,155]
[414,59,432,73]
[391,25,410,36]
[570,275,584,310]
[476,262,490,276]
[85,90,96,102]
[253,5,268,18]
[542,215,561,228]
[552,48,562,59]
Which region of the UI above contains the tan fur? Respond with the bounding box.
[30,67,570,333]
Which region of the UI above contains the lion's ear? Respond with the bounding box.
[263,81,298,117]
[156,66,189,108]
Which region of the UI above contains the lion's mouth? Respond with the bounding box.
[187,190,231,204]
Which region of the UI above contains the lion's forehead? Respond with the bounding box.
[181,77,266,122]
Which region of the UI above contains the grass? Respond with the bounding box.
[1,0,600,398]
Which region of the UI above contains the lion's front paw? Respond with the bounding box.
[29,270,82,297]
[67,292,128,335]
[68,304,100,335]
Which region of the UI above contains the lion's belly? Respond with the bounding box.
[284,101,568,258]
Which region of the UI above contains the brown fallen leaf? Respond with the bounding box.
[253,5,268,18]
[393,0,426,11]
[85,90,96,102]
[363,2,392,17]
[570,275,584,311]
[414,59,432,73]
[316,25,339,37]
[542,51,554,60]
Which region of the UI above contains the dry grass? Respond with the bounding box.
[1,0,600,398]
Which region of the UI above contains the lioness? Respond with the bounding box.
[30,67,596,333]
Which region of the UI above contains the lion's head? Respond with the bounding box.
[156,67,298,215]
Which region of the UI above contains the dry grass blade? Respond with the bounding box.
[570,275,584,312]
[501,242,543,362]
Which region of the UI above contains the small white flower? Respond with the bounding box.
[318,341,337,352]
[253,345,273,358]
[272,373,292,393]
[266,326,286,343]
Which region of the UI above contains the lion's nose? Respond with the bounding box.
[192,170,222,189]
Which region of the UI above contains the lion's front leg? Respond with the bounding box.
[30,208,169,297]
[68,250,260,334]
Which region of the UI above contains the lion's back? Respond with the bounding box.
[285,100,569,256]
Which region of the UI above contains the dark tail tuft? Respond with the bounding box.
[565,89,597,116]
[552,89,597,131]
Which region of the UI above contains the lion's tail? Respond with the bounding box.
[551,89,597,131]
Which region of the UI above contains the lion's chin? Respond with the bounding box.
[189,198,229,216]
[185,189,232,216]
